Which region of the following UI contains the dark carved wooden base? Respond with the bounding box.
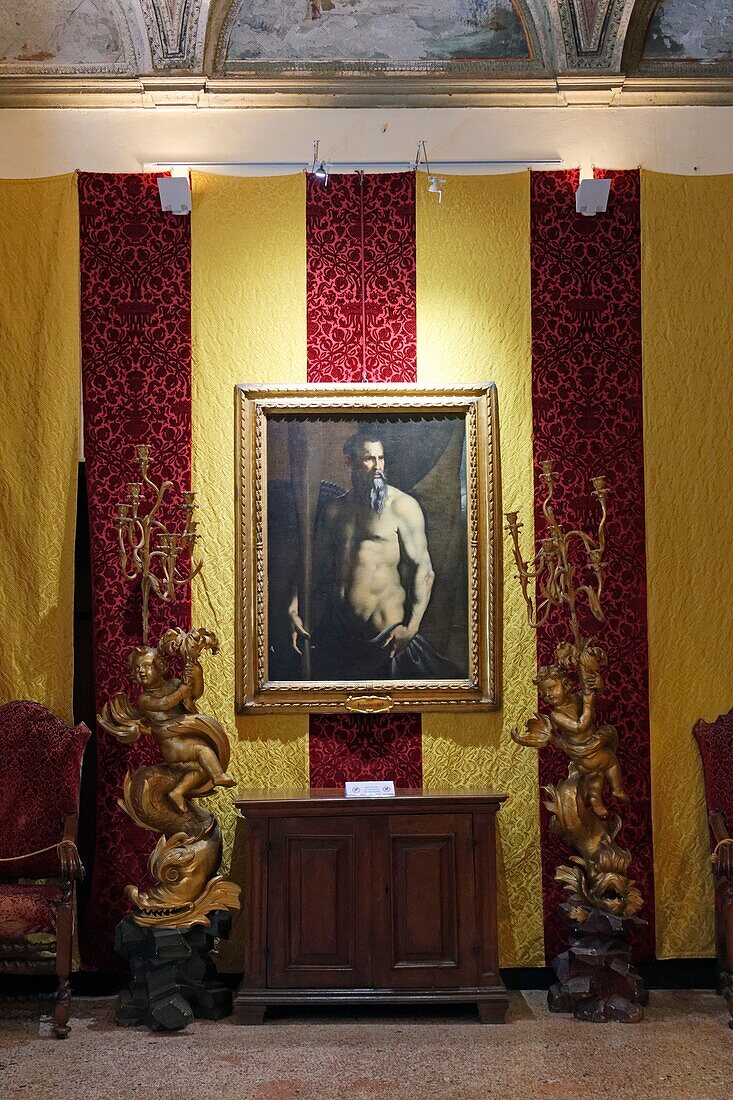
[114,910,233,1031]
[548,905,648,1023]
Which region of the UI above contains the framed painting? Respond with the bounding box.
[235,383,500,714]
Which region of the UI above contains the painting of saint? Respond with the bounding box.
[266,415,469,683]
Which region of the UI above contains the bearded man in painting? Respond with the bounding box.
[288,432,461,681]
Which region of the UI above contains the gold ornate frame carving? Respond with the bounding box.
[235,383,501,715]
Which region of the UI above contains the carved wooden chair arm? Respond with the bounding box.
[709,810,733,882]
[58,814,85,884]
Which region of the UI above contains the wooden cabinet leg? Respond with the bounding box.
[477,1000,508,1024]
[236,1006,267,1025]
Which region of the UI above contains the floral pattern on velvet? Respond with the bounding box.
[79,173,191,970]
[693,708,733,839]
[0,701,90,879]
[530,169,655,961]
[0,884,61,940]
[306,172,417,384]
[308,714,423,787]
[306,171,422,787]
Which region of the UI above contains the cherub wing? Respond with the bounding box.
[98,693,150,744]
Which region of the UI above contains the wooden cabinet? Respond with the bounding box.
[234,790,508,1023]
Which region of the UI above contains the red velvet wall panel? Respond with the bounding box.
[79,173,192,969]
[306,172,422,786]
[530,169,655,961]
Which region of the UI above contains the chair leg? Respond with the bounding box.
[53,897,74,1039]
[721,892,733,1028]
[53,978,72,1039]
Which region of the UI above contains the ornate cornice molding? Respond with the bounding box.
[2,72,733,108]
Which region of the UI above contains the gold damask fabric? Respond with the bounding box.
[641,171,733,959]
[416,174,544,967]
[190,173,309,870]
[0,173,79,723]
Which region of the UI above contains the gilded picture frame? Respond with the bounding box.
[235,383,501,714]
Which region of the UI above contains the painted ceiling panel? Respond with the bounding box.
[223,0,531,65]
[643,0,733,62]
[0,2,731,97]
[0,0,141,71]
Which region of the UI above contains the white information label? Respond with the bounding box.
[344,781,396,798]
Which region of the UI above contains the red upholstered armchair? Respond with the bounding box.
[0,701,90,1038]
[693,708,733,1027]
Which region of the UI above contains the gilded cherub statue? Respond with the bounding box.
[512,638,641,922]
[99,627,239,928]
[108,627,236,813]
[506,462,646,1022]
[523,658,628,821]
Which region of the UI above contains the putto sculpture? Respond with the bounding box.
[506,461,646,1023]
[101,447,239,1030]
[100,626,238,926]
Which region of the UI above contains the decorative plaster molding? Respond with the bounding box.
[555,0,634,70]
[2,71,733,109]
[139,0,207,69]
[621,0,657,70]
[572,1,616,53]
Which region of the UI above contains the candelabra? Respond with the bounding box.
[102,446,239,1031]
[114,444,201,644]
[504,460,607,666]
[506,460,646,1023]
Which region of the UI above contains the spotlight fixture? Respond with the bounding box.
[415,140,446,204]
[157,175,191,216]
[427,176,446,204]
[575,178,611,217]
[310,139,329,187]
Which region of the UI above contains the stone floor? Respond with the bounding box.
[0,991,730,1099]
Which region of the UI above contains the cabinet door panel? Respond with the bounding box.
[372,814,477,989]
[267,816,371,988]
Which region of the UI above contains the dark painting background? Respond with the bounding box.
[266,413,468,681]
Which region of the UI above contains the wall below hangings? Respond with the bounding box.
[2,106,733,178]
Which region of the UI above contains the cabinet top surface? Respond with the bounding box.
[234,788,508,816]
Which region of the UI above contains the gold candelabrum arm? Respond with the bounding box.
[115,445,203,644]
[504,463,608,646]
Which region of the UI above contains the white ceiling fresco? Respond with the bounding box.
[223,0,531,66]
[0,0,148,72]
[643,0,733,62]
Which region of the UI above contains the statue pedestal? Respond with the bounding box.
[548,905,648,1023]
[114,910,233,1031]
